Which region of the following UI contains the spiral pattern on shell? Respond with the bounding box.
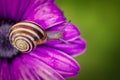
[9,21,47,52]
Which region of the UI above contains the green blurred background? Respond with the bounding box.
[56,0,120,80]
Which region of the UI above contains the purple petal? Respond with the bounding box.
[10,55,64,80]
[10,57,36,80]
[0,0,7,18]
[45,38,86,56]
[29,46,80,78]
[22,0,48,20]
[48,0,55,2]
[0,60,11,80]
[0,0,48,21]
[24,2,66,29]
[22,55,65,80]
[1,0,28,21]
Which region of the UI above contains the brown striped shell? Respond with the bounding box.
[9,21,47,52]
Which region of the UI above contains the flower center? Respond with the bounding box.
[0,19,19,58]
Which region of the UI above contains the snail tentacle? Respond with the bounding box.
[46,20,71,44]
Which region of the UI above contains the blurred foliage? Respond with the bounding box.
[56,0,120,80]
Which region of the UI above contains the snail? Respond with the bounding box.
[9,21,71,52]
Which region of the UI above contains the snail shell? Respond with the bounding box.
[9,21,47,52]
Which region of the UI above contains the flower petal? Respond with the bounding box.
[0,60,11,80]
[10,55,64,80]
[46,0,55,2]
[0,0,7,18]
[24,2,66,29]
[29,45,80,78]
[10,57,36,80]
[22,55,65,80]
[0,0,48,21]
[45,38,86,56]
[1,0,30,21]
[22,0,47,20]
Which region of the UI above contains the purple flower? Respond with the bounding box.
[0,0,86,80]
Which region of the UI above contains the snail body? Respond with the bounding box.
[9,21,70,52]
